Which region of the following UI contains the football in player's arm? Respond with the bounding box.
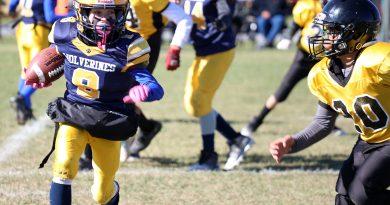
[35,1,163,204]
[269,0,390,204]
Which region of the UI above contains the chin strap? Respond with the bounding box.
[95,18,112,51]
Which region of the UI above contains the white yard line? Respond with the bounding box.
[0,115,50,162]
[0,167,338,177]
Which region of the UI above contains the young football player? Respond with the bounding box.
[8,0,72,125]
[269,0,390,204]
[241,0,347,137]
[178,0,255,171]
[36,0,164,204]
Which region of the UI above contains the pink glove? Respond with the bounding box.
[23,68,52,89]
[25,81,52,89]
[165,46,181,71]
[123,85,150,103]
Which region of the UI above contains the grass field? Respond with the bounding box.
[0,36,357,205]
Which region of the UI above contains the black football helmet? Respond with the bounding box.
[309,0,381,59]
[73,0,129,50]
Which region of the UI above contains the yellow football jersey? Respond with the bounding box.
[308,42,390,143]
[127,0,170,39]
[292,0,322,53]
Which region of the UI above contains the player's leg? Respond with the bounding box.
[127,107,161,160]
[50,124,88,205]
[79,144,93,171]
[19,25,50,107]
[10,22,33,125]
[265,14,285,47]
[335,154,355,205]
[242,49,315,135]
[145,30,162,74]
[255,16,269,48]
[125,30,163,160]
[189,109,219,171]
[332,125,348,137]
[89,137,121,204]
[11,24,50,124]
[186,57,219,170]
[335,138,368,205]
[185,49,254,171]
[347,143,390,204]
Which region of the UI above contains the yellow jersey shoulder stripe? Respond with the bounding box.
[122,54,150,72]
[127,37,151,62]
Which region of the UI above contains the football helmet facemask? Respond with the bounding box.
[309,0,381,59]
[73,0,129,50]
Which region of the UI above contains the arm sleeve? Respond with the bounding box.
[161,3,193,48]
[216,0,232,27]
[43,0,57,23]
[289,102,338,153]
[8,0,19,13]
[129,69,164,102]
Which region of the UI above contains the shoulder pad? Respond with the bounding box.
[307,58,330,104]
[359,42,390,68]
[49,17,78,44]
[121,30,151,71]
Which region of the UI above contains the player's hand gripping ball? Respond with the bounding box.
[25,47,65,85]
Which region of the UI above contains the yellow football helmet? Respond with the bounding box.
[73,0,129,49]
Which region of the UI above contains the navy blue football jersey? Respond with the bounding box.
[48,17,151,114]
[184,0,235,56]
[8,0,46,24]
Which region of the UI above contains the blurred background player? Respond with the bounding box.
[8,0,72,125]
[181,0,254,171]
[37,0,164,204]
[269,0,390,204]
[112,0,192,162]
[241,0,347,138]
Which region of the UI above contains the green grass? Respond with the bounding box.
[0,36,356,205]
